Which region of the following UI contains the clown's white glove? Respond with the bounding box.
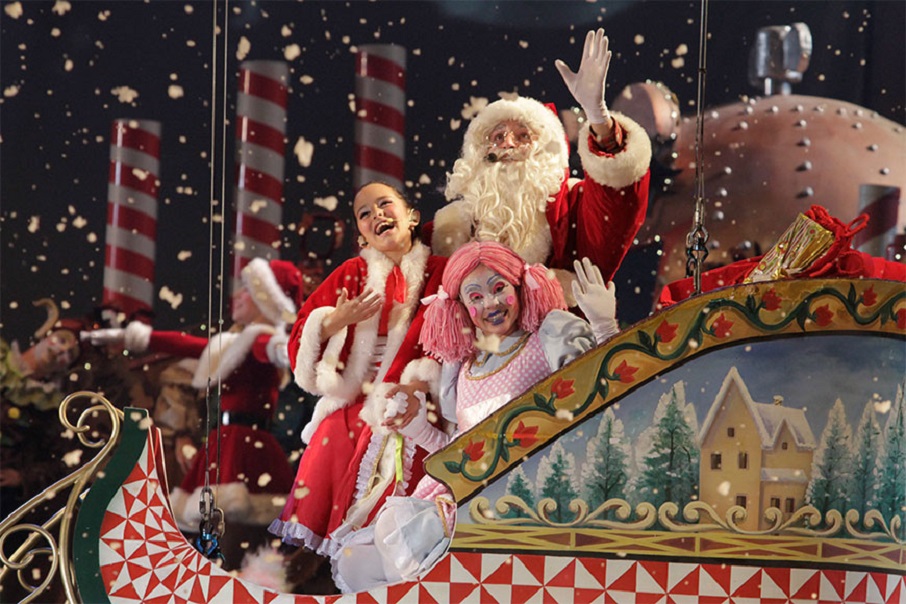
[572,257,619,344]
[397,391,450,454]
[555,28,612,125]
[80,328,125,346]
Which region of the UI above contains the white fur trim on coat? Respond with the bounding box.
[292,306,339,395]
[430,200,473,259]
[124,321,152,353]
[400,357,442,404]
[299,241,432,442]
[576,112,652,190]
[191,324,275,389]
[265,331,290,368]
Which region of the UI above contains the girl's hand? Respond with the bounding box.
[322,287,382,340]
[382,381,428,431]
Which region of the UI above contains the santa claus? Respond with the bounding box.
[428,29,652,298]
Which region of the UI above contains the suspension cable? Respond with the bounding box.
[197,0,230,562]
[685,0,711,294]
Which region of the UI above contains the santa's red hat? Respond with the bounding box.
[241,258,303,325]
[460,96,570,169]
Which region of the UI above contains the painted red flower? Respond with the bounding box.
[813,304,833,327]
[862,286,877,307]
[896,308,905,330]
[655,320,678,343]
[513,421,540,448]
[550,378,575,400]
[711,314,734,338]
[762,288,782,311]
[463,440,485,462]
[613,359,639,383]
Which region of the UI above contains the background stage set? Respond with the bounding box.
[1,1,904,603]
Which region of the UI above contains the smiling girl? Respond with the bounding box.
[270,182,447,563]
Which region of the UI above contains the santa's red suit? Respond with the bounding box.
[269,241,447,556]
[427,96,652,286]
[123,322,295,531]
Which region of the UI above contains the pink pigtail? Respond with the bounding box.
[419,296,476,364]
[519,263,567,332]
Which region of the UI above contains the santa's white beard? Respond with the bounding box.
[446,148,564,263]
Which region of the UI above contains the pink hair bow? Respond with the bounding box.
[523,264,541,290]
[421,286,450,306]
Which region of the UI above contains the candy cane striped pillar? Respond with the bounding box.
[232,60,289,286]
[853,184,902,257]
[354,44,406,191]
[103,119,162,317]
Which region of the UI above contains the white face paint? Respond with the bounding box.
[460,264,521,337]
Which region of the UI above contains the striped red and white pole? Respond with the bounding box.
[354,44,406,191]
[853,184,902,257]
[232,60,289,287]
[103,119,162,318]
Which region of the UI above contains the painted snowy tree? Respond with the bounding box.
[848,400,882,522]
[580,407,632,516]
[502,465,536,519]
[636,381,700,516]
[875,382,906,539]
[536,441,579,524]
[806,399,854,520]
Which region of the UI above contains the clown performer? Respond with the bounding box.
[82,258,302,569]
[331,241,619,593]
[269,182,447,569]
[428,29,651,302]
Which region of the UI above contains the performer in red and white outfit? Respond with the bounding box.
[84,258,302,566]
[269,182,447,557]
[428,29,651,298]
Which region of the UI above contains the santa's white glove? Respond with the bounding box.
[265,332,290,368]
[80,328,125,346]
[571,257,619,344]
[397,391,450,454]
[555,28,612,125]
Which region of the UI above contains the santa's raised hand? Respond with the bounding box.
[555,28,612,129]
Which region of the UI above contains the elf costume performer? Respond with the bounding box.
[269,183,447,557]
[83,258,302,567]
[427,28,652,299]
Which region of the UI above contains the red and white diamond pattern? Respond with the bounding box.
[95,433,905,604]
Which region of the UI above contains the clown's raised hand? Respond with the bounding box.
[555,28,612,127]
[572,257,619,344]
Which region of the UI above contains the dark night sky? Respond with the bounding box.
[1,0,903,347]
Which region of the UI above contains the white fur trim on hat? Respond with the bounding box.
[242,258,297,326]
[124,321,152,353]
[576,112,652,189]
[461,96,569,169]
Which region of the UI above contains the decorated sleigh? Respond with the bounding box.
[2,276,903,603]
